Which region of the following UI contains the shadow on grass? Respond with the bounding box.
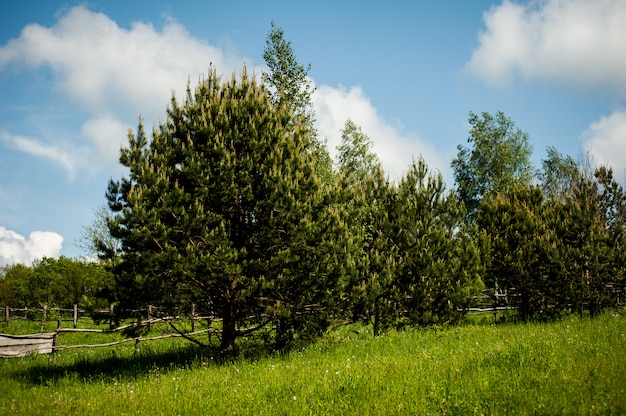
[10,344,214,386]
[6,338,278,386]
[7,333,290,387]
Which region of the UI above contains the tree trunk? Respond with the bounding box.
[220,302,237,360]
[373,299,381,337]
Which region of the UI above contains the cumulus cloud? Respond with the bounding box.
[80,115,129,168]
[0,5,446,183]
[0,5,247,174]
[0,226,63,266]
[464,0,626,94]
[583,109,626,177]
[313,84,445,181]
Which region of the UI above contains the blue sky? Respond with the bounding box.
[1,0,625,265]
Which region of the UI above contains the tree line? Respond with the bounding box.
[2,24,624,355]
[0,257,112,312]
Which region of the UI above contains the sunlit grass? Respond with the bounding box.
[2,311,625,415]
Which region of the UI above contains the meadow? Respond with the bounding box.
[1,311,625,415]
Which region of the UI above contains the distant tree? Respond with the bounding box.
[77,205,122,262]
[480,159,626,320]
[541,151,626,314]
[451,111,535,219]
[358,164,398,336]
[0,263,34,307]
[540,146,579,200]
[28,257,113,309]
[336,119,378,181]
[106,67,350,355]
[263,21,315,130]
[560,166,625,315]
[263,21,334,186]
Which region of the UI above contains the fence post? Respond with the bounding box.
[493,289,498,323]
[147,305,153,330]
[191,303,196,332]
[40,305,48,332]
[109,304,115,330]
[4,305,9,326]
[73,304,78,329]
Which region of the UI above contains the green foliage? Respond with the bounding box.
[0,258,112,309]
[0,263,34,307]
[106,67,350,354]
[540,146,579,200]
[336,119,378,181]
[392,159,485,327]
[263,22,334,187]
[336,143,485,333]
[334,119,390,333]
[478,185,552,319]
[479,164,626,320]
[553,168,625,316]
[263,21,315,130]
[452,111,534,219]
[77,205,122,262]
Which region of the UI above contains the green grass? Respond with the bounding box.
[2,311,626,415]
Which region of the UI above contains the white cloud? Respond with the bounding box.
[583,109,626,178]
[0,6,239,115]
[0,6,247,174]
[80,115,129,169]
[465,0,626,94]
[313,84,445,181]
[0,226,63,266]
[0,5,446,183]
[1,130,79,178]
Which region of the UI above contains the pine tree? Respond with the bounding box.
[334,120,397,335]
[478,185,553,320]
[106,67,349,354]
[394,159,484,326]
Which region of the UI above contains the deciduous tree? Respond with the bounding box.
[263,21,334,186]
[452,111,534,220]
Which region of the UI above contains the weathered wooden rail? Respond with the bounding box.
[1,304,213,358]
[0,333,56,358]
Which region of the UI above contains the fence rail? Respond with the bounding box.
[1,304,211,358]
[0,333,56,358]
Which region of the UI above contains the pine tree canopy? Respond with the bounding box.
[106,67,350,354]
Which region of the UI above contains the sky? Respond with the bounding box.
[1,0,625,266]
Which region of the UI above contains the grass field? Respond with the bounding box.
[1,311,625,415]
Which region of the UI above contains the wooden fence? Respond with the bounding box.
[0,333,56,358]
[1,304,211,358]
[4,304,89,331]
[461,289,516,320]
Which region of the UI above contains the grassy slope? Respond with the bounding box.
[1,312,625,415]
